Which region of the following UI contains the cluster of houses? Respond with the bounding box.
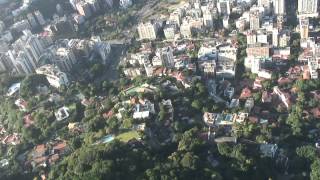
[24,140,68,170]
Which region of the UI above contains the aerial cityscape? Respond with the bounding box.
[0,0,320,179]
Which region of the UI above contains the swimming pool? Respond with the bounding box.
[101,135,115,144]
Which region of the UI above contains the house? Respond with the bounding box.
[103,110,114,119]
[15,98,28,111]
[81,98,94,107]
[273,86,291,109]
[133,123,146,131]
[228,99,239,109]
[224,86,235,99]
[133,100,155,119]
[32,144,47,158]
[7,83,20,96]
[203,112,217,126]
[253,77,263,90]
[286,66,302,79]
[52,141,67,154]
[234,112,249,123]
[68,122,84,133]
[1,133,20,145]
[55,107,70,121]
[258,69,272,79]
[23,114,34,128]
[215,113,235,126]
[244,98,254,112]
[0,159,9,167]
[240,87,252,99]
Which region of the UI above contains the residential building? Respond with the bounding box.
[55,48,76,72]
[15,98,28,111]
[27,13,38,28]
[11,20,31,33]
[273,0,285,15]
[87,0,101,12]
[216,45,237,78]
[258,0,271,8]
[223,16,229,29]
[34,11,46,26]
[120,0,132,9]
[169,9,183,26]
[7,83,20,96]
[203,112,216,126]
[76,1,92,18]
[298,0,318,17]
[249,11,260,30]
[55,107,70,121]
[0,21,5,33]
[92,39,111,64]
[202,62,216,77]
[246,44,270,57]
[156,47,174,68]
[180,22,192,38]
[236,17,247,31]
[9,51,36,74]
[8,30,45,74]
[203,9,214,27]
[133,100,155,119]
[137,22,158,40]
[279,31,290,47]
[273,86,291,108]
[299,17,309,40]
[217,0,231,16]
[70,0,81,9]
[308,57,319,79]
[272,28,279,47]
[257,31,268,44]
[235,112,249,123]
[164,23,177,40]
[36,65,69,88]
[0,53,14,72]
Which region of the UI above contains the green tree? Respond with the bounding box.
[311,158,320,180]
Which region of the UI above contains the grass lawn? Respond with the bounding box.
[116,131,140,142]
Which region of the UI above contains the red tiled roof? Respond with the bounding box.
[240,87,252,99]
[53,141,66,151]
[311,107,320,119]
[103,110,114,119]
[35,144,46,154]
[23,114,34,128]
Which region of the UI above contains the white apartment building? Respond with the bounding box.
[36,65,69,88]
[217,0,231,16]
[164,23,177,40]
[180,22,192,38]
[298,0,318,17]
[249,11,260,30]
[273,0,285,15]
[137,22,158,40]
[55,48,76,72]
